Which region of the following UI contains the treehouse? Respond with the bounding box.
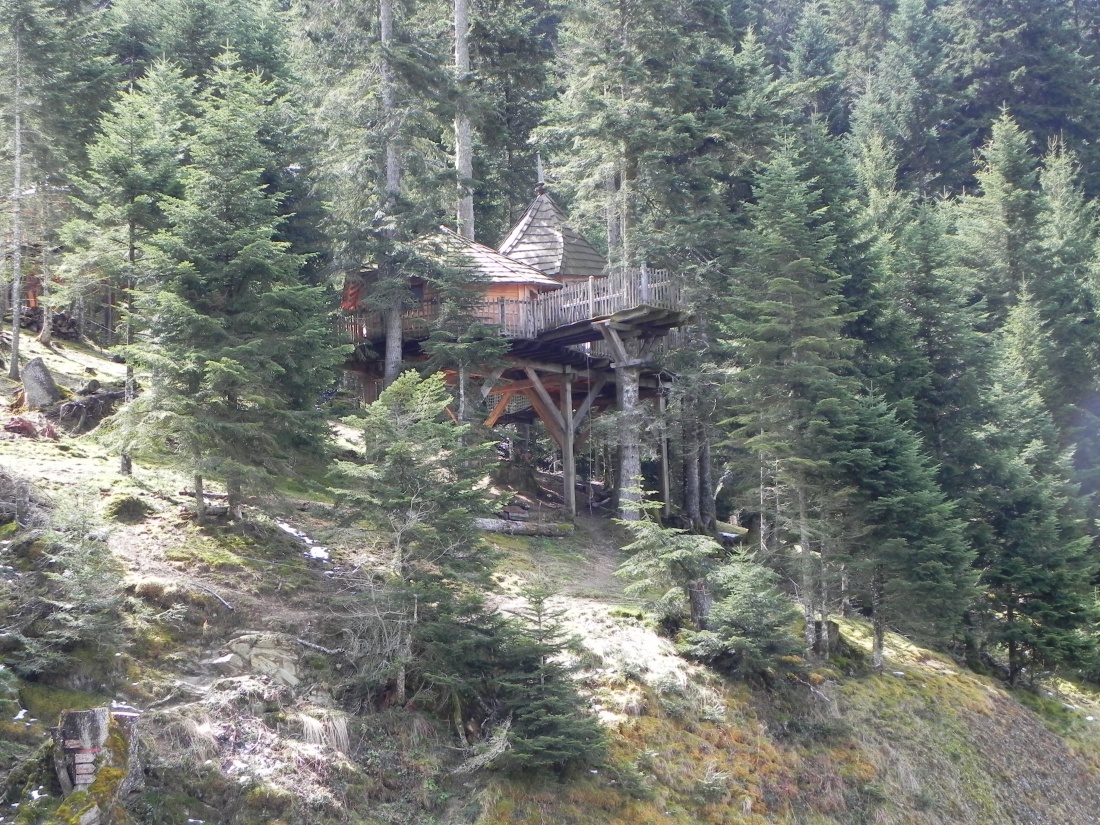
[341,189,691,515]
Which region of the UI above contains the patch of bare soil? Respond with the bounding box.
[558,514,630,601]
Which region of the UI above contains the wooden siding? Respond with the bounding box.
[341,267,682,344]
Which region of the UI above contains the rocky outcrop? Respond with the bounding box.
[204,632,302,687]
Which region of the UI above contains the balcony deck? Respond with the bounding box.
[340,267,687,350]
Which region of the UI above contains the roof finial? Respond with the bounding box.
[535,152,546,195]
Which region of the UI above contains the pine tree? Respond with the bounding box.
[333,371,495,704]
[826,395,975,668]
[718,139,854,648]
[677,552,803,681]
[950,113,1043,331]
[62,62,191,473]
[496,581,605,776]
[968,354,1097,684]
[108,54,339,517]
[291,0,451,387]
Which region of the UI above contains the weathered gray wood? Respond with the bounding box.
[562,376,576,516]
[21,357,62,409]
[474,518,573,536]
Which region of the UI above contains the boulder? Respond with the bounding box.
[21,357,62,410]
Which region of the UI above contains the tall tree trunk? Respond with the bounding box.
[380,0,403,386]
[8,30,24,381]
[36,190,52,346]
[684,419,701,530]
[454,0,474,239]
[758,452,768,555]
[871,569,885,670]
[618,364,642,520]
[384,297,403,386]
[700,433,716,532]
[121,219,136,475]
[798,486,816,651]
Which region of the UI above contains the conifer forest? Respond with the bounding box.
[7,0,1100,823]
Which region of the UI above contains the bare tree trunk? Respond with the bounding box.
[383,297,403,386]
[36,191,52,346]
[684,419,701,530]
[700,433,716,532]
[227,473,243,521]
[758,453,767,556]
[121,219,137,475]
[193,472,206,524]
[454,0,474,239]
[798,486,816,651]
[8,30,24,381]
[871,569,885,670]
[380,0,403,387]
[618,364,642,520]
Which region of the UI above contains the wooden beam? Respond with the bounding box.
[595,322,630,365]
[524,367,565,434]
[573,375,608,433]
[479,367,505,399]
[484,389,514,428]
[523,387,565,449]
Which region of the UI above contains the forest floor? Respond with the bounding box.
[4,340,1100,824]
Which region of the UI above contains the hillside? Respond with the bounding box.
[2,341,1100,825]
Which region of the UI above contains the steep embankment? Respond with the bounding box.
[2,339,1100,825]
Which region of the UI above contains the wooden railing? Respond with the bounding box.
[342,267,681,344]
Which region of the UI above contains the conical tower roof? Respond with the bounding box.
[498,191,606,281]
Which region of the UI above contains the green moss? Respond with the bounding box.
[19,684,107,725]
[1016,688,1079,735]
[103,494,155,524]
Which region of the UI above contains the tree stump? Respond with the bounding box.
[51,706,143,825]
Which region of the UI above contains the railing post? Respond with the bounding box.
[641,263,650,304]
[499,296,506,327]
[588,276,595,318]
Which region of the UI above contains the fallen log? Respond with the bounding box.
[473,518,574,537]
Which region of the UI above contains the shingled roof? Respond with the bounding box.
[432,227,562,289]
[498,192,606,280]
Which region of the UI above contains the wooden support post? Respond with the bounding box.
[588,276,595,318]
[562,375,576,516]
[523,367,566,435]
[659,391,671,519]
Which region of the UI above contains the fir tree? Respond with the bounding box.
[496,581,605,777]
[108,54,340,517]
[719,139,854,648]
[333,371,495,704]
[62,62,191,473]
[827,395,975,668]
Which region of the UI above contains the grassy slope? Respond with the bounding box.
[2,340,1100,824]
